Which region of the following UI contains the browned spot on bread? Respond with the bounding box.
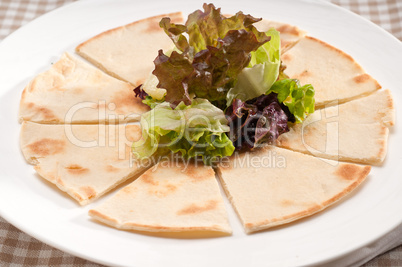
[386,91,395,110]
[275,135,289,148]
[28,138,65,156]
[277,24,301,36]
[73,192,84,202]
[280,199,294,207]
[359,166,371,180]
[142,173,159,186]
[72,87,84,94]
[335,164,365,181]
[122,186,136,195]
[145,12,183,34]
[354,74,370,84]
[95,101,107,109]
[183,164,202,179]
[125,124,142,142]
[21,88,27,101]
[36,106,57,120]
[56,178,64,186]
[66,164,84,169]
[281,40,292,51]
[323,165,370,207]
[27,102,34,109]
[282,53,292,62]
[80,186,96,199]
[60,61,74,76]
[165,183,177,192]
[49,75,65,90]
[145,16,164,33]
[65,164,89,175]
[28,79,37,93]
[105,165,120,172]
[111,89,150,113]
[299,70,310,77]
[169,12,184,23]
[376,140,386,162]
[380,125,388,135]
[184,165,214,182]
[245,223,254,228]
[50,86,66,92]
[177,200,218,215]
[148,182,178,198]
[135,79,145,86]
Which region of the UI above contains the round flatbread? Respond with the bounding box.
[217,146,371,233]
[281,36,381,108]
[19,52,148,124]
[276,89,395,165]
[20,121,148,205]
[89,160,232,234]
[76,12,184,87]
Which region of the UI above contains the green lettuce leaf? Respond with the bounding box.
[132,98,234,164]
[159,18,189,52]
[268,79,315,123]
[160,3,265,53]
[142,96,164,109]
[153,29,268,106]
[226,28,281,106]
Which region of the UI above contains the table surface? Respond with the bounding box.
[1,0,401,266]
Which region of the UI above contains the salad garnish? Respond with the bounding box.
[133,3,315,164]
[132,99,234,164]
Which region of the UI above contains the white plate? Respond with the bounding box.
[0,0,401,266]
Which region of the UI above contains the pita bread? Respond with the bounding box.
[89,161,232,234]
[19,52,148,124]
[281,36,381,108]
[276,89,395,165]
[76,12,184,87]
[254,19,306,52]
[20,121,149,205]
[216,146,370,233]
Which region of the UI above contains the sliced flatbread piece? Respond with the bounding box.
[254,19,306,52]
[20,121,148,205]
[281,36,381,108]
[216,146,370,233]
[76,12,184,87]
[19,52,148,124]
[276,89,395,165]
[89,161,232,234]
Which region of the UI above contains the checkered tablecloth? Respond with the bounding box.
[0,0,401,266]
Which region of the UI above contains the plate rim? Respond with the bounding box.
[0,0,402,266]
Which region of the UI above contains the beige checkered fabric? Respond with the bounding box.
[0,0,76,40]
[363,246,402,267]
[0,0,401,266]
[0,216,103,266]
[332,0,402,40]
